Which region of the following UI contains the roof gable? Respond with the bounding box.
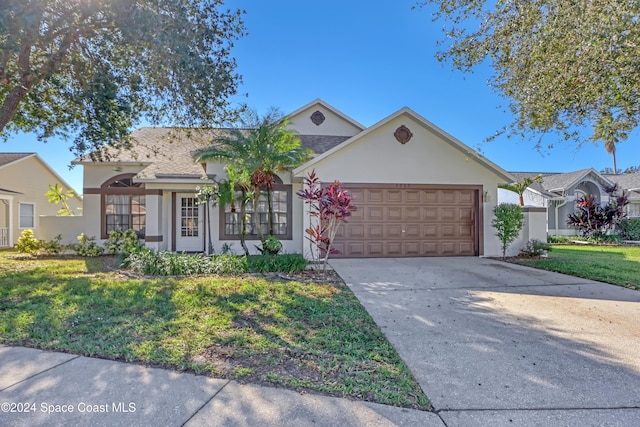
[0,152,35,169]
[0,152,81,199]
[287,99,365,138]
[294,107,514,183]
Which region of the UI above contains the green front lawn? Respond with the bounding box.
[0,252,429,409]
[514,245,640,290]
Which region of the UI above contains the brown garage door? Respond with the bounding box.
[331,184,480,258]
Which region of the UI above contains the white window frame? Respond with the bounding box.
[18,202,36,229]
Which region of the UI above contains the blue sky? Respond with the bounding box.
[3,0,639,193]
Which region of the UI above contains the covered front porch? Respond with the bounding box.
[0,189,19,248]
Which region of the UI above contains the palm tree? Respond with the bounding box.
[499,175,543,206]
[605,138,618,175]
[194,108,312,246]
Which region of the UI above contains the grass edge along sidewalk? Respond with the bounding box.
[0,252,430,410]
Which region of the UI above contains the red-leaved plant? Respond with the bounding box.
[297,170,357,276]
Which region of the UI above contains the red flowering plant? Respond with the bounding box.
[297,170,357,276]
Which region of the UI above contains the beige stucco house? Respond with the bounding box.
[63,99,529,257]
[0,153,82,248]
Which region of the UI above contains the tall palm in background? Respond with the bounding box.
[194,108,312,247]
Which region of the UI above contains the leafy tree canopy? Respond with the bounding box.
[0,0,245,157]
[417,1,640,151]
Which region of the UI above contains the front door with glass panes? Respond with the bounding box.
[175,194,203,252]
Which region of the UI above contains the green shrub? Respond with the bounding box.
[547,235,572,244]
[257,235,283,255]
[15,229,40,255]
[519,239,552,257]
[123,248,306,276]
[123,247,248,276]
[40,234,64,255]
[247,253,307,273]
[104,229,143,256]
[492,203,524,258]
[617,218,640,240]
[72,233,104,257]
[588,234,622,245]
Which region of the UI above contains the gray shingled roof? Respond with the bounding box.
[76,128,347,180]
[0,153,33,167]
[76,128,222,180]
[605,173,640,200]
[509,170,640,200]
[298,135,350,154]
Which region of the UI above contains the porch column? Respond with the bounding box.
[8,198,13,247]
[144,190,164,251]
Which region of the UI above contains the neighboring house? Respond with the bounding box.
[69,99,523,257]
[0,153,82,248]
[498,168,640,235]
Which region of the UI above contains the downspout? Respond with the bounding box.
[554,198,568,236]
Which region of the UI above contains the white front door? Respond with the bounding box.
[175,194,203,252]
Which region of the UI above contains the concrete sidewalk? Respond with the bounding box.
[0,345,442,427]
[331,257,640,427]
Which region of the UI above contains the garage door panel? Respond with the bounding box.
[441,191,456,204]
[405,224,421,238]
[441,208,456,221]
[458,190,474,203]
[347,224,365,238]
[405,207,420,221]
[441,242,456,255]
[423,241,439,255]
[387,190,403,204]
[406,190,421,204]
[332,185,479,258]
[387,224,403,238]
[423,207,438,220]
[367,242,384,256]
[386,241,402,256]
[459,225,473,238]
[422,191,438,204]
[458,207,474,221]
[367,190,384,203]
[440,225,456,238]
[405,241,421,256]
[387,206,403,221]
[346,242,365,256]
[367,206,384,221]
[366,224,384,238]
[423,224,438,237]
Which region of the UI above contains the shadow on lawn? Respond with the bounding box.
[514,247,640,289]
[0,266,178,363]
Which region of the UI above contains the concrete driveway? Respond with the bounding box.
[331,257,640,426]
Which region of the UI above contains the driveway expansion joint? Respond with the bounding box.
[180,379,231,426]
[0,353,80,393]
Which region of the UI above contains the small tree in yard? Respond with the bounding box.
[492,203,524,258]
[297,170,357,277]
[196,184,221,256]
[567,184,629,238]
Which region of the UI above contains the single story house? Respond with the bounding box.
[0,153,82,248]
[498,169,640,235]
[63,99,541,258]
